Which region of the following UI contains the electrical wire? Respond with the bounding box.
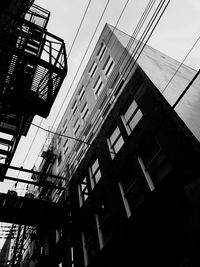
[31,0,169,179]
[67,0,93,59]
[7,0,93,192]
[31,122,93,146]
[51,0,111,128]
[161,34,200,94]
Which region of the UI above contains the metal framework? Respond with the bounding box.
[0,1,67,181]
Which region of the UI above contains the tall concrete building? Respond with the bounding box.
[23,24,200,267]
[41,23,200,192]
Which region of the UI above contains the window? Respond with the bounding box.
[95,203,113,248]
[81,102,89,122]
[97,42,106,61]
[107,126,124,159]
[63,138,69,154]
[139,137,172,190]
[72,100,78,115]
[93,76,103,97]
[118,160,150,218]
[89,158,101,189]
[82,218,99,266]
[89,61,97,78]
[78,177,89,206]
[63,119,68,133]
[79,86,85,101]
[103,55,114,77]
[73,119,80,136]
[121,99,143,135]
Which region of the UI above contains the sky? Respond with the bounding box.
[1,0,200,250]
[2,0,200,192]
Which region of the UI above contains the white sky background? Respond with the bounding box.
[0,0,200,250]
[2,0,200,192]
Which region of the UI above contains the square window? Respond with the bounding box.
[93,76,103,97]
[63,138,69,154]
[89,61,97,78]
[79,177,89,206]
[103,55,114,77]
[72,100,78,115]
[73,119,80,136]
[97,42,106,61]
[79,86,85,101]
[121,99,143,135]
[81,102,89,122]
[89,158,101,189]
[139,137,173,189]
[107,126,124,159]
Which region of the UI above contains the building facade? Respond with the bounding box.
[26,24,200,267]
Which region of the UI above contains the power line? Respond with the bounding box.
[54,0,168,178]
[31,123,93,146]
[161,34,200,94]
[51,0,111,129]
[11,1,94,189]
[67,0,93,58]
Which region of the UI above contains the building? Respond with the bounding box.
[25,23,200,267]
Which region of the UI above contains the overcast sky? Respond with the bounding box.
[2,0,200,191]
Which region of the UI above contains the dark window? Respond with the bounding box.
[107,125,124,159]
[96,202,113,247]
[121,99,143,135]
[89,158,101,189]
[79,177,90,206]
[82,217,99,265]
[140,137,172,187]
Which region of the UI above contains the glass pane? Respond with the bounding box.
[110,127,120,145]
[129,109,143,130]
[92,159,99,174]
[113,136,124,154]
[124,100,137,122]
[94,169,101,183]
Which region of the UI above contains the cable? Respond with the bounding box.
[8,0,93,192]
[31,123,93,146]
[51,0,111,129]
[56,0,168,178]
[30,0,129,179]
[162,34,200,94]
[67,0,93,59]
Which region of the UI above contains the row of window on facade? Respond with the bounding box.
[78,97,144,207]
[77,95,173,265]
[65,43,114,139]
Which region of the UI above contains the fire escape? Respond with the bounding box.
[0,0,67,180]
[0,1,68,266]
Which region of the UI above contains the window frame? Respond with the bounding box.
[89,158,101,189]
[103,55,114,77]
[71,100,78,115]
[73,119,80,136]
[79,85,85,101]
[107,125,124,159]
[121,99,143,135]
[93,75,103,97]
[81,102,89,122]
[78,177,90,206]
[97,42,106,61]
[63,138,69,155]
[89,61,97,78]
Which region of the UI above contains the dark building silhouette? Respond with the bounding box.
[26,24,200,267]
[0,9,200,267]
